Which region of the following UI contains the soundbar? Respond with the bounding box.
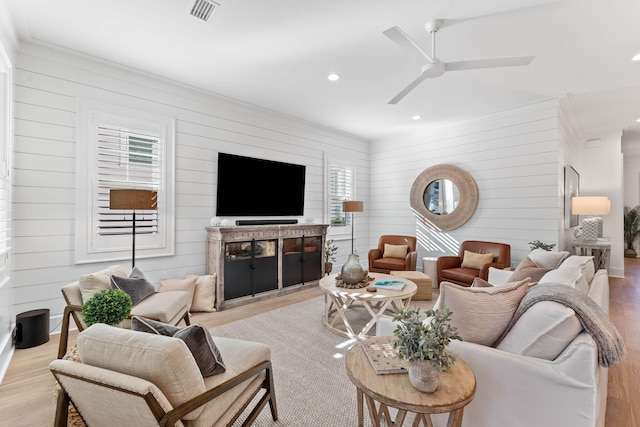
[235,219,299,226]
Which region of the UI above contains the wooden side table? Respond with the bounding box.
[570,237,611,272]
[389,271,432,301]
[345,342,475,427]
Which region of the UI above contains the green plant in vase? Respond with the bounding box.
[392,307,461,393]
[624,205,640,258]
[528,240,556,251]
[82,289,132,326]
[324,239,338,274]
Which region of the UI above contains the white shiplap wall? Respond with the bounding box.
[370,99,564,269]
[12,43,369,332]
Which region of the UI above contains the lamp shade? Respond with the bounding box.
[571,196,611,216]
[342,200,364,213]
[110,189,158,210]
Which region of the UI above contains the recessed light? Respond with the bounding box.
[636,118,640,122]
[633,53,640,61]
[327,73,341,81]
[412,115,422,120]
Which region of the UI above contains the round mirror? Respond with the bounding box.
[424,179,460,215]
[410,164,478,230]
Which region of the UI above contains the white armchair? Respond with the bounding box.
[50,323,277,427]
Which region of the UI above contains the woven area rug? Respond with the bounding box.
[211,294,436,427]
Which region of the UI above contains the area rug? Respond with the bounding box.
[210,295,436,427]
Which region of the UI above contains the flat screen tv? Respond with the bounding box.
[216,153,306,217]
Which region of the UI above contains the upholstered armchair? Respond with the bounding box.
[50,323,277,427]
[436,240,511,287]
[368,235,418,274]
[58,265,191,359]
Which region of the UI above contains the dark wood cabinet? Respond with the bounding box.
[207,224,328,310]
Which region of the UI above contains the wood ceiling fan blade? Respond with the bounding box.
[383,26,435,64]
[388,72,431,105]
[445,56,534,71]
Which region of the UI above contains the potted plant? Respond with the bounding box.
[324,239,338,274]
[624,205,640,258]
[528,240,556,251]
[392,307,462,393]
[82,289,133,326]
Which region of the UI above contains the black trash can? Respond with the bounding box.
[15,309,50,349]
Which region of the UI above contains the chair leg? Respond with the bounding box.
[54,389,70,427]
[266,365,278,421]
[183,312,191,326]
[57,307,73,359]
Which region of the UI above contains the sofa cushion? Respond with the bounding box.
[77,323,206,420]
[435,279,529,346]
[186,274,217,312]
[78,265,127,304]
[495,301,583,360]
[461,250,494,269]
[527,249,570,269]
[130,290,190,323]
[383,244,408,259]
[539,267,589,294]
[132,317,226,377]
[559,255,595,283]
[111,275,156,306]
[509,256,550,284]
[160,277,197,312]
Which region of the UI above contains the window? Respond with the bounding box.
[75,101,175,264]
[327,160,354,236]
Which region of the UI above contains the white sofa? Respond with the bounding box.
[377,255,610,427]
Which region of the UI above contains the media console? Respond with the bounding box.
[206,224,329,310]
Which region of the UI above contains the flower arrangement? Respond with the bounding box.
[392,307,461,372]
[324,239,338,263]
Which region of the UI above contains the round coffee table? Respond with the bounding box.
[345,342,476,427]
[319,273,417,339]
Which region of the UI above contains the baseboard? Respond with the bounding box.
[0,333,14,385]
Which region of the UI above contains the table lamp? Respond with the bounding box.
[109,189,158,268]
[342,200,364,254]
[571,196,611,241]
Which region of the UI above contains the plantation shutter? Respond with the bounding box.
[329,163,353,226]
[96,124,159,237]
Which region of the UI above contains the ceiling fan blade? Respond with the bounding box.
[383,26,435,64]
[388,72,431,105]
[445,56,534,71]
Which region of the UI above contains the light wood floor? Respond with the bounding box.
[0,261,638,427]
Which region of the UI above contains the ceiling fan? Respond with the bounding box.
[384,19,534,104]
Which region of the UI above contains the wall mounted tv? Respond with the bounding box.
[216,153,306,217]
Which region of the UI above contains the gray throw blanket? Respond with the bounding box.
[494,284,626,367]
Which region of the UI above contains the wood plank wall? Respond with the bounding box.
[369,99,570,268]
[11,43,369,333]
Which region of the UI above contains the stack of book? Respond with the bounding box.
[361,336,408,375]
[373,280,406,291]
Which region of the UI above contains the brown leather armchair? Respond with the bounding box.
[437,240,511,287]
[368,235,417,274]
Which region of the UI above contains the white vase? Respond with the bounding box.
[408,360,440,393]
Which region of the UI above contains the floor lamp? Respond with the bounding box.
[109,189,158,268]
[342,200,364,254]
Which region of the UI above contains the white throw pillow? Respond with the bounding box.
[78,265,128,304]
[496,301,583,360]
[558,255,595,284]
[436,279,530,346]
[527,249,570,269]
[538,267,589,294]
[186,273,217,312]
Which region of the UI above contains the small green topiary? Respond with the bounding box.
[82,289,132,326]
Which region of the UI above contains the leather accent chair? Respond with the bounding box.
[437,240,511,287]
[368,235,418,274]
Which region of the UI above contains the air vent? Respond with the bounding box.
[189,0,220,21]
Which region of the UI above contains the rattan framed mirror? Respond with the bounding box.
[410,164,478,230]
